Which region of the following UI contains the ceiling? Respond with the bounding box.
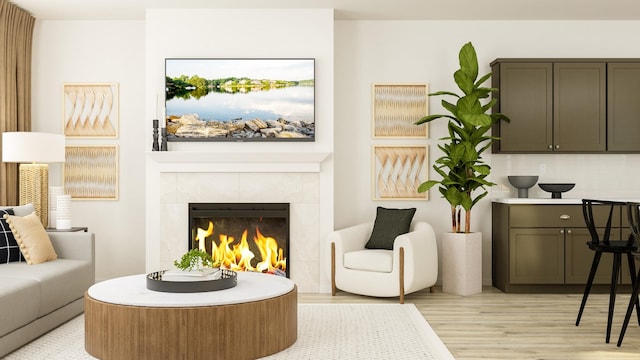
[9,0,640,21]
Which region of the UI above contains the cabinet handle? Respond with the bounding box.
[555,145,560,149]
[548,145,553,149]
[567,229,572,234]
[560,229,564,234]
[560,214,571,220]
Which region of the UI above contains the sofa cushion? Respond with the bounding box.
[4,212,57,265]
[0,203,34,217]
[0,259,93,317]
[365,207,416,250]
[0,276,40,337]
[344,249,393,272]
[0,209,24,264]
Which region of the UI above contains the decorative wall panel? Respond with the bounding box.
[372,84,428,138]
[64,145,118,200]
[63,83,119,138]
[372,145,428,200]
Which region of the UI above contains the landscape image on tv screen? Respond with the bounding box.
[165,58,315,142]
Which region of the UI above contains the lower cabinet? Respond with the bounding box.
[492,202,632,293]
[565,229,615,284]
[509,228,565,284]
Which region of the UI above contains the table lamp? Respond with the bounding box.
[1,132,65,227]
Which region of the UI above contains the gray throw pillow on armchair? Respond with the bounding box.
[365,207,416,250]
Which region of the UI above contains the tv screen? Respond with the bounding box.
[165,58,315,142]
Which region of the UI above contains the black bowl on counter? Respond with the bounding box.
[538,183,575,199]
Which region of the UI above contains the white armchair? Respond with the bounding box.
[330,221,438,303]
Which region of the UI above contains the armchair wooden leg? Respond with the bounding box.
[399,247,405,304]
[331,242,336,296]
[429,286,434,293]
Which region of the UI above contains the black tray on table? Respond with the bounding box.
[146,269,237,293]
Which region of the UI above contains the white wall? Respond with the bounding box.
[30,16,640,288]
[31,20,146,281]
[334,20,640,285]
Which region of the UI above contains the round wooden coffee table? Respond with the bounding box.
[85,271,297,360]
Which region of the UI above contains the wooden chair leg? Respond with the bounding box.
[429,286,434,293]
[618,265,640,346]
[399,247,405,304]
[606,253,622,343]
[625,252,640,325]
[331,242,336,296]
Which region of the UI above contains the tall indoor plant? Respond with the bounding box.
[415,42,509,234]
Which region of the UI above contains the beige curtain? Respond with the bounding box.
[0,0,34,205]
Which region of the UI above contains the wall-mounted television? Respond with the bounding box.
[165,58,315,142]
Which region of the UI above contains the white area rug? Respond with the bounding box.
[5,303,454,360]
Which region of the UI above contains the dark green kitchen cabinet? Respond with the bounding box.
[491,58,640,153]
[564,228,615,284]
[509,228,565,284]
[492,202,631,293]
[490,62,552,152]
[553,62,606,152]
[607,63,640,152]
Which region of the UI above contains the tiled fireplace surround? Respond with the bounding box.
[146,151,331,293]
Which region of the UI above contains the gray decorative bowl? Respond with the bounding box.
[508,176,539,198]
[538,183,575,199]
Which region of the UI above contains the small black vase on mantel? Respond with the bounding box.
[160,127,168,151]
[152,119,160,151]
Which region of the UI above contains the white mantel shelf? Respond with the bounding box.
[146,151,332,173]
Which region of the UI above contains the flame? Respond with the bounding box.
[199,225,286,275]
[195,221,214,252]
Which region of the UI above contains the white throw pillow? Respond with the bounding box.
[0,203,35,217]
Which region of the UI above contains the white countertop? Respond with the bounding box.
[87,271,295,307]
[492,198,583,204]
[493,198,640,204]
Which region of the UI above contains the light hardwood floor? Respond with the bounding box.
[299,287,640,359]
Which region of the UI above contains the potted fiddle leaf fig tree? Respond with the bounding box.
[414,42,509,296]
[415,41,509,234]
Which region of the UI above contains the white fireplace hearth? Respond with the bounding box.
[145,150,333,293]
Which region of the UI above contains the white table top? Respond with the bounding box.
[87,271,295,307]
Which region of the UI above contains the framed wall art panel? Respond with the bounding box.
[372,145,428,201]
[64,145,119,200]
[372,83,429,138]
[63,83,119,138]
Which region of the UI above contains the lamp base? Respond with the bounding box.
[19,163,48,227]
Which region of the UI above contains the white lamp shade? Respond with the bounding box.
[2,132,65,163]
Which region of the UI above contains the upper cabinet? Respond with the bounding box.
[553,63,606,152]
[491,59,640,153]
[491,62,553,152]
[607,63,640,152]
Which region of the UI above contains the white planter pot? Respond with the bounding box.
[442,232,482,296]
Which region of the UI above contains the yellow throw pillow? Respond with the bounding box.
[3,212,57,264]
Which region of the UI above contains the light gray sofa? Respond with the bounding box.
[0,231,95,357]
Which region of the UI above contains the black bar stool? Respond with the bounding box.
[617,201,640,347]
[575,199,639,343]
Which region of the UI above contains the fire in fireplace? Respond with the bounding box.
[188,203,290,277]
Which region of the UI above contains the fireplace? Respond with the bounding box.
[188,203,290,277]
